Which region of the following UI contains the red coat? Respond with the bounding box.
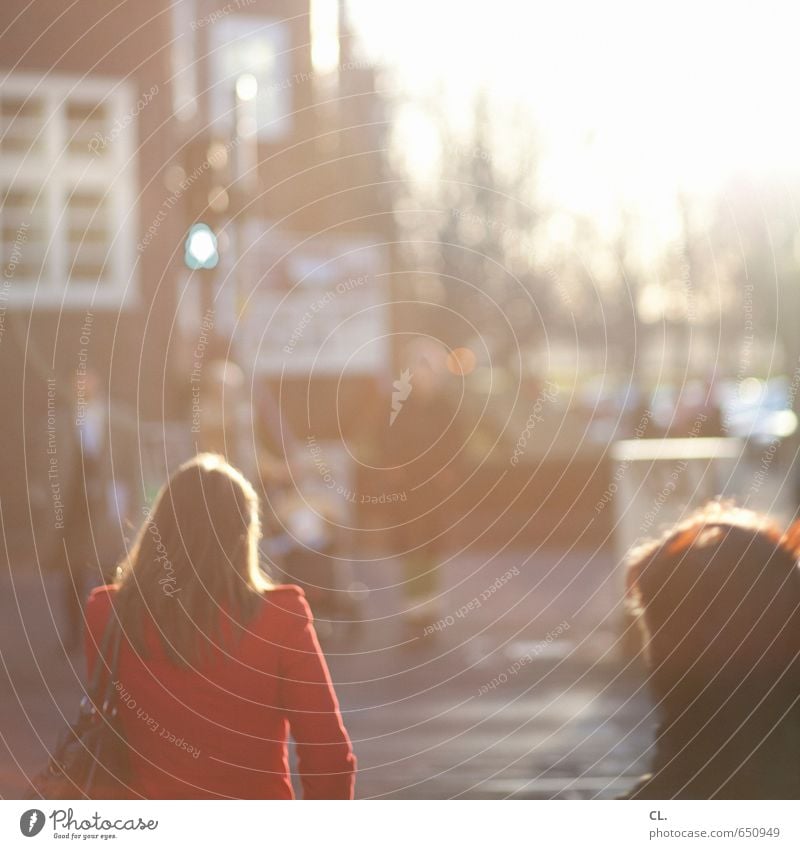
[84,584,356,799]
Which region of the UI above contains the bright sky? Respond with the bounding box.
[348,0,800,250]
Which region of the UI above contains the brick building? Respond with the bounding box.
[0,0,394,564]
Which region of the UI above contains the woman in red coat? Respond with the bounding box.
[84,453,356,799]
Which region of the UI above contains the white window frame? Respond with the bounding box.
[0,71,138,309]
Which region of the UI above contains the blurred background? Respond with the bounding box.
[1,0,800,798]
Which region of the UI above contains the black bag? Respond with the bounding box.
[28,616,132,799]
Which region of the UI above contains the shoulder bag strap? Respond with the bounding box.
[88,610,122,710]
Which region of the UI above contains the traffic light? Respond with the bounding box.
[180,136,231,270]
[184,223,219,269]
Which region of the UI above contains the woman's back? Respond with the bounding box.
[85,583,355,799]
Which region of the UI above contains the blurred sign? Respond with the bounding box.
[235,222,389,377]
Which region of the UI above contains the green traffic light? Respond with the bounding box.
[184,223,219,269]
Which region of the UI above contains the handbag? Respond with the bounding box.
[28,615,132,799]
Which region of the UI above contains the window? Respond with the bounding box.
[310,0,340,74]
[170,0,198,121]
[0,73,137,307]
[210,17,292,142]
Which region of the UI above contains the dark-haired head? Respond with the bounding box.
[627,502,800,704]
[624,503,800,798]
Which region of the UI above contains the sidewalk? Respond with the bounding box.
[325,547,653,798]
[0,548,654,799]
[0,568,85,796]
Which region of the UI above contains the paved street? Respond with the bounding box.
[0,548,654,799]
[324,547,653,798]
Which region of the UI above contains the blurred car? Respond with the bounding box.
[718,377,797,445]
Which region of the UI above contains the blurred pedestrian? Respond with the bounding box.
[624,502,800,799]
[379,342,464,637]
[60,369,115,649]
[84,453,355,799]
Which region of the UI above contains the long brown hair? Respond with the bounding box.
[115,453,271,666]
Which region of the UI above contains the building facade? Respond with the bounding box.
[0,0,394,564]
